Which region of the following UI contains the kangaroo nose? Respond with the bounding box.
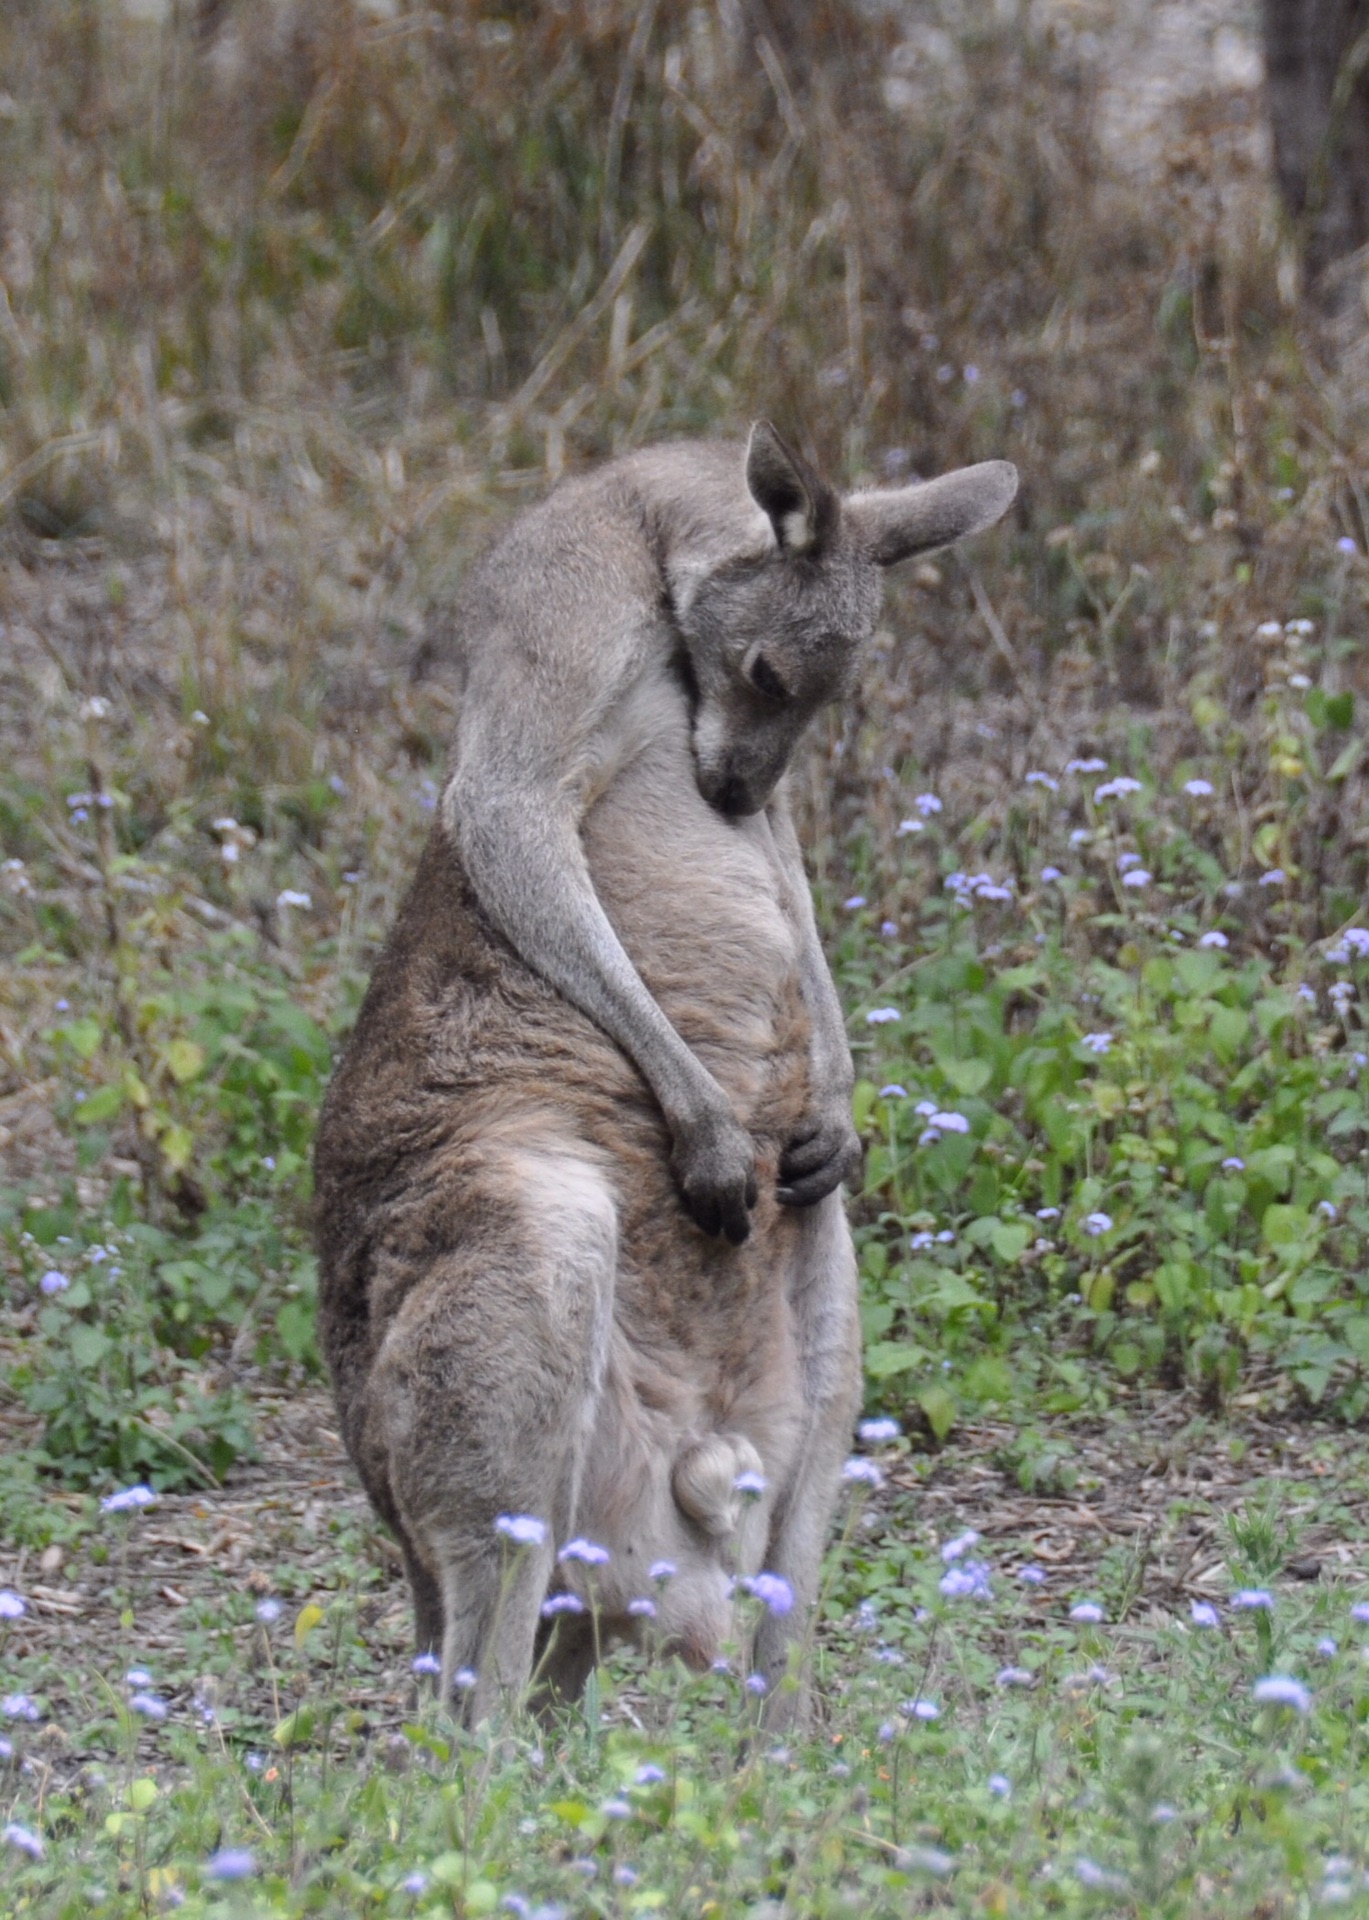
[714,776,750,817]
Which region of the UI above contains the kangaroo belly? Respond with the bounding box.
[583,717,809,1132]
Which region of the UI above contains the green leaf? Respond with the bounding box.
[273,1704,316,1749]
[1175,951,1221,996]
[74,1083,125,1125]
[294,1602,325,1649]
[1247,1145,1295,1192]
[1253,993,1295,1039]
[1263,1203,1311,1248]
[1154,1261,1194,1316]
[159,1124,194,1173]
[400,1722,451,1761]
[127,1778,157,1813]
[163,1038,205,1084]
[864,1341,922,1380]
[427,1852,467,1887]
[1208,1004,1249,1061]
[58,1018,103,1060]
[995,964,1043,992]
[962,1355,1013,1403]
[851,1080,880,1132]
[68,1324,109,1367]
[275,1299,316,1364]
[941,1057,992,1096]
[1291,1364,1331,1403]
[989,1221,1031,1264]
[1328,736,1364,782]
[916,1382,957,1441]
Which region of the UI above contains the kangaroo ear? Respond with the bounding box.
[745,420,839,555]
[844,460,1018,567]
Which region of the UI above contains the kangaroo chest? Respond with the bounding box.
[581,702,807,1116]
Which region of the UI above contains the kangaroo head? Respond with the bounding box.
[678,421,1018,818]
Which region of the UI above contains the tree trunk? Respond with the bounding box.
[1262,0,1369,285]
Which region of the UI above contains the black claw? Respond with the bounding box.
[781,1142,823,1180]
[688,1196,716,1237]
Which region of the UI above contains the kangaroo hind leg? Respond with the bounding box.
[754,1197,861,1730]
[365,1140,619,1725]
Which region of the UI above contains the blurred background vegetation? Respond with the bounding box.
[3,0,1369,1490]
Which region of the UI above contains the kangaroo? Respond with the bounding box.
[314,425,1016,1726]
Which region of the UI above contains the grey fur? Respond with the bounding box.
[439,423,1017,1242]
[314,424,1016,1726]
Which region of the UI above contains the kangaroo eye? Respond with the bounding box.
[749,655,789,701]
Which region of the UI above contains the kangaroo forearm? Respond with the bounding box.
[451,794,725,1130]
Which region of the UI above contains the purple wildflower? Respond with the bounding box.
[858,1416,901,1444]
[494,1514,547,1547]
[1252,1675,1312,1712]
[744,1573,795,1616]
[206,1849,256,1881]
[101,1484,158,1513]
[558,1538,610,1566]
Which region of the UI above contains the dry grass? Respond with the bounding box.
[1,0,1367,1018]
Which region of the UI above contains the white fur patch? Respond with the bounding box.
[782,508,814,552]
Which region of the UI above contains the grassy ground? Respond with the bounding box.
[6,1387,1369,1916]
[5,0,1369,1911]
